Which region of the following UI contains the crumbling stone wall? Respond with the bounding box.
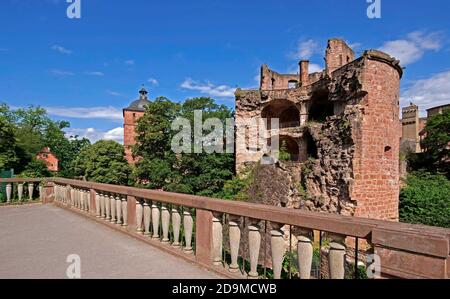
[235,39,402,221]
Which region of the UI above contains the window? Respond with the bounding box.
[288,80,298,89]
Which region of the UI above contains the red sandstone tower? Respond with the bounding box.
[123,87,151,164]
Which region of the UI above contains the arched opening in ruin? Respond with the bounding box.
[262,99,300,129]
[279,135,300,162]
[305,131,318,159]
[308,90,334,122]
[288,80,298,89]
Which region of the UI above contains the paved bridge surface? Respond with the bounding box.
[0,205,219,279]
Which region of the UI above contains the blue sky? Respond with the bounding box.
[1,0,449,143]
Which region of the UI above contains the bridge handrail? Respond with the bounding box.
[1,177,449,279]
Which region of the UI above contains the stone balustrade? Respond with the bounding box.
[1,177,449,279]
[1,179,42,204]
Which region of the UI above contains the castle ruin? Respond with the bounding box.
[235,39,402,221]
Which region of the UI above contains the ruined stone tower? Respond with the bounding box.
[123,87,151,164]
[235,39,402,221]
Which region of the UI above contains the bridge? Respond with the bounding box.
[0,178,449,279]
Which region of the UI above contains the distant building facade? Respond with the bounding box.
[36,147,59,172]
[400,103,450,153]
[123,87,151,164]
[401,103,427,153]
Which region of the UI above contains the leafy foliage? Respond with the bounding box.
[133,97,235,196]
[17,159,51,178]
[278,140,291,161]
[420,109,450,177]
[400,171,450,228]
[0,103,90,176]
[73,140,131,185]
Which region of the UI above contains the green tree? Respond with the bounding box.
[73,140,131,185]
[133,97,235,196]
[420,109,450,177]
[0,103,88,176]
[18,159,51,178]
[400,171,450,228]
[0,117,19,170]
[133,97,180,189]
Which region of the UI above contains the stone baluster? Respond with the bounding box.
[270,223,285,279]
[297,230,313,279]
[212,212,223,266]
[28,183,34,201]
[151,201,160,239]
[18,183,23,202]
[105,193,111,220]
[161,203,170,243]
[75,189,79,208]
[100,192,105,216]
[39,185,43,202]
[171,205,181,247]
[116,195,122,225]
[228,215,241,273]
[136,200,143,233]
[328,234,346,279]
[80,190,85,211]
[248,219,261,278]
[183,208,194,253]
[70,188,74,206]
[121,197,128,226]
[87,190,91,212]
[110,195,116,222]
[6,183,12,203]
[95,193,101,217]
[82,190,86,211]
[143,200,151,236]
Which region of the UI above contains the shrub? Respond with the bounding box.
[399,171,450,228]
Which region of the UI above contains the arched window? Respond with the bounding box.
[262,99,300,129]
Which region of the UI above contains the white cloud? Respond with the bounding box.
[46,106,123,121]
[147,78,159,86]
[66,127,124,144]
[286,63,322,74]
[290,39,320,60]
[107,90,123,97]
[103,127,124,143]
[125,60,135,65]
[180,78,236,97]
[309,63,322,73]
[50,69,74,77]
[401,70,450,115]
[85,71,104,76]
[379,31,443,65]
[51,45,72,55]
[348,42,362,51]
